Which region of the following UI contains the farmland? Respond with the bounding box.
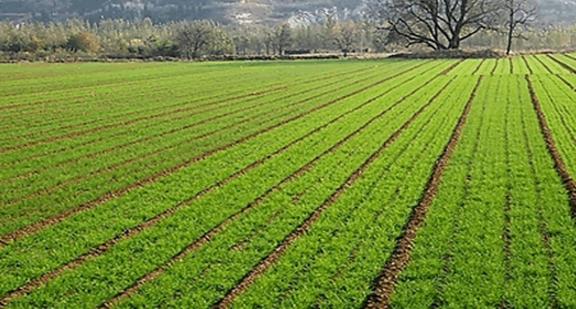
[0,55,576,308]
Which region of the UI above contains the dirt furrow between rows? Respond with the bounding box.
[547,55,576,74]
[99,69,448,309]
[0,68,367,167]
[491,60,499,75]
[500,92,513,308]
[0,66,430,306]
[1,66,366,139]
[554,74,576,91]
[0,63,428,248]
[0,68,365,183]
[510,58,515,74]
[522,56,534,75]
[526,75,576,219]
[214,75,457,309]
[364,77,482,308]
[2,68,391,204]
[472,59,486,75]
[0,68,234,111]
[0,85,291,155]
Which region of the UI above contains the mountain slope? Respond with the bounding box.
[0,0,575,25]
[0,0,363,23]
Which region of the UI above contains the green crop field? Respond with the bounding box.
[1,55,575,308]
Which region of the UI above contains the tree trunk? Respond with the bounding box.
[448,37,460,49]
[448,26,461,49]
[506,1,514,55]
[506,27,513,55]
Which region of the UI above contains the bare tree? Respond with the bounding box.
[503,0,536,55]
[320,8,338,50]
[366,0,500,50]
[175,20,213,59]
[263,30,275,55]
[275,24,292,55]
[334,22,358,56]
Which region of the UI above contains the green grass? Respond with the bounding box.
[0,56,575,308]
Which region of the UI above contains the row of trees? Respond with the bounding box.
[1,1,575,60]
[0,20,232,59]
[366,0,538,54]
[0,18,375,59]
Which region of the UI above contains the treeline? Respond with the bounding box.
[0,18,378,61]
[0,18,575,62]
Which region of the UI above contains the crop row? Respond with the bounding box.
[444,56,569,76]
[0,62,159,82]
[0,62,240,98]
[0,63,236,109]
[530,74,576,177]
[3,57,573,308]
[447,60,482,76]
[0,62,380,111]
[474,59,497,75]
[0,62,391,166]
[0,64,380,150]
[550,54,576,74]
[4,62,454,306]
[0,61,457,307]
[228,75,479,308]
[391,76,576,307]
[0,61,444,239]
[0,62,370,143]
[0,63,384,181]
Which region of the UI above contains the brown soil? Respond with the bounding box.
[0,65,425,306]
[525,75,576,219]
[522,56,534,75]
[0,60,430,263]
[215,74,457,309]
[472,59,486,75]
[99,61,439,308]
[365,76,483,308]
[491,59,499,75]
[533,56,554,74]
[555,74,576,91]
[547,55,576,74]
[1,69,366,186]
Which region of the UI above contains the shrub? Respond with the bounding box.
[67,32,100,53]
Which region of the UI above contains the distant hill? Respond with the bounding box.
[0,0,363,24]
[0,0,575,25]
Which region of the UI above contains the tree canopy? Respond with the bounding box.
[366,0,503,50]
